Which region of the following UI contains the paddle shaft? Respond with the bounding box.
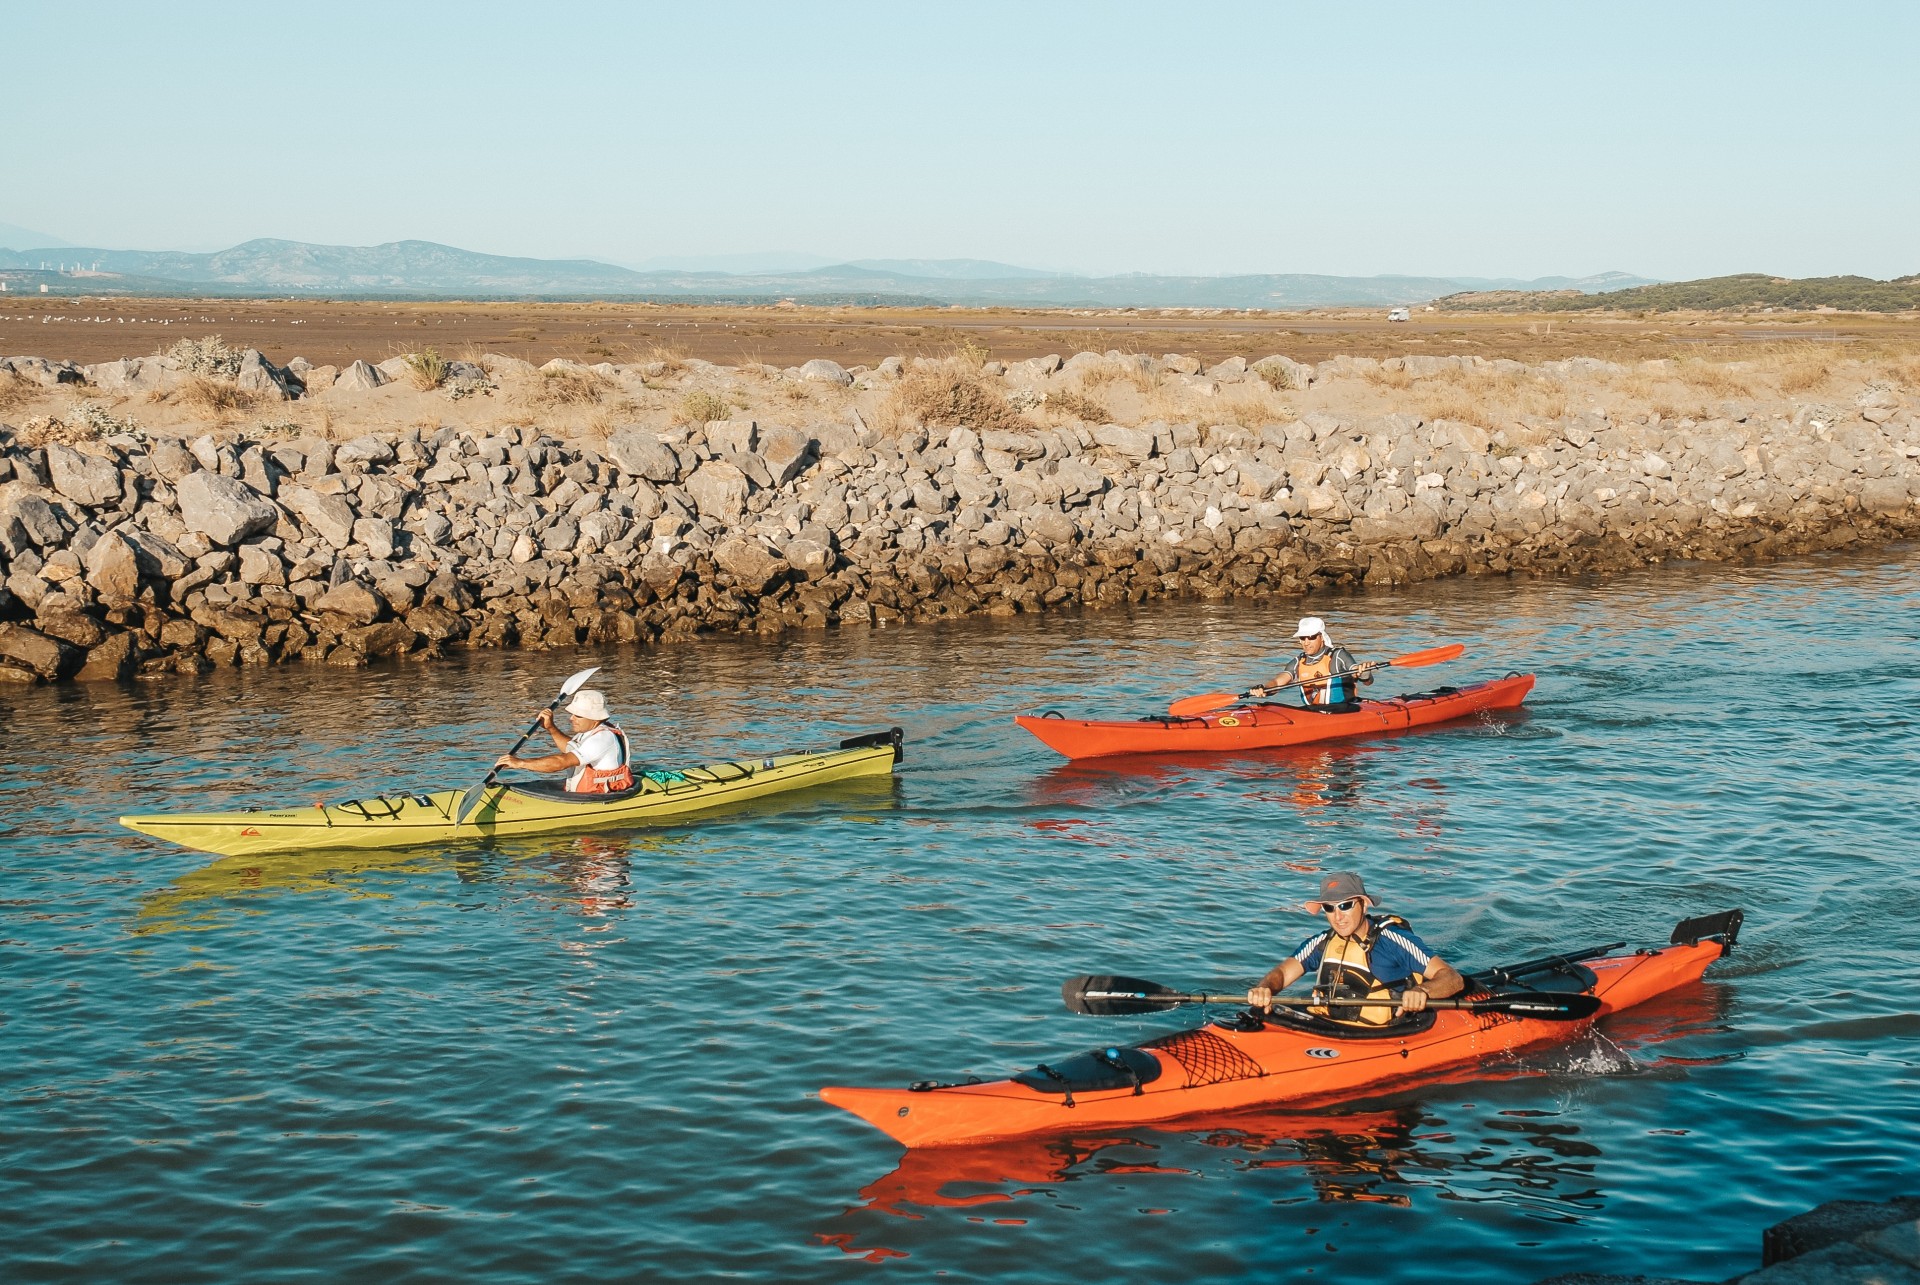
[1075,988,1592,1017]
[1167,643,1465,717]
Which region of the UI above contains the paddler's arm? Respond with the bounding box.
[1398,957,1465,1012]
[496,749,581,774]
[534,708,571,752]
[1246,957,1305,1010]
[1333,648,1374,687]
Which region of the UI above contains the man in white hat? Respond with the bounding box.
[493,689,635,793]
[1249,616,1372,710]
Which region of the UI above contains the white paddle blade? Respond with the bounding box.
[559,666,602,697]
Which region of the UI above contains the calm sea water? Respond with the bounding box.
[3,547,1917,1284]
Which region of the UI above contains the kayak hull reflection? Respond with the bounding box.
[120,729,903,857]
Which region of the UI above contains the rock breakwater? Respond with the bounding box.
[2,347,1917,684]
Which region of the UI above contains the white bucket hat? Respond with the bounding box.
[1296,616,1329,641]
[565,689,610,721]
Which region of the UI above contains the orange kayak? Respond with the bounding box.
[821,911,1740,1149]
[1015,673,1536,760]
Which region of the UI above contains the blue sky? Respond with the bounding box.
[4,1,1915,279]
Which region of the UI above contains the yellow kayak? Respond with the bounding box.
[120,729,903,857]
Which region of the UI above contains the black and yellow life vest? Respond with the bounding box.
[1310,913,1425,1027]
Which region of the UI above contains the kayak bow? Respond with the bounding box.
[120,728,903,857]
[821,910,1741,1148]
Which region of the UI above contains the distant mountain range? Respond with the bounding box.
[0,234,1659,307]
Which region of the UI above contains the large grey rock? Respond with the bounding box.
[684,460,752,520]
[607,429,684,483]
[336,435,395,468]
[712,536,787,594]
[236,349,292,400]
[798,358,852,385]
[237,542,286,586]
[0,622,81,680]
[280,485,359,548]
[313,580,385,625]
[4,492,66,548]
[147,436,199,484]
[82,529,143,598]
[176,471,278,547]
[1092,424,1156,461]
[331,360,384,393]
[46,444,124,507]
[707,419,756,454]
[352,517,396,560]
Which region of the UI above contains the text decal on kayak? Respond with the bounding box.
[1306,1047,1340,1059]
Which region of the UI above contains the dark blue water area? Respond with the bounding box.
[2,545,1917,1283]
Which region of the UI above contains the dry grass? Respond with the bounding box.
[526,366,614,408]
[1404,369,1571,429]
[154,375,263,418]
[0,372,35,415]
[886,360,1025,433]
[1080,361,1155,393]
[1214,385,1296,428]
[1045,388,1111,422]
[679,390,733,425]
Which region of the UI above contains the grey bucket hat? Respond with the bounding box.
[1303,871,1373,912]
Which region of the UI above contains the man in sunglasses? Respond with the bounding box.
[1247,616,1371,711]
[1246,871,1464,1025]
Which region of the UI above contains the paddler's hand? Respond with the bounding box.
[1399,987,1429,1014]
[1247,686,1269,699]
[535,709,557,730]
[1246,985,1274,1011]
[495,754,518,770]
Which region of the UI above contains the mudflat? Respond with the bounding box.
[2,296,1915,369]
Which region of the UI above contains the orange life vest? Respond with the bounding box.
[569,722,634,794]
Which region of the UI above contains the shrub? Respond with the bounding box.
[887,362,1023,433]
[680,390,733,424]
[405,347,449,391]
[172,375,261,415]
[529,366,613,407]
[163,335,243,378]
[0,372,33,414]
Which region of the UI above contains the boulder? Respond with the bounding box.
[336,434,396,468]
[82,529,143,599]
[237,542,287,586]
[4,492,66,548]
[313,580,385,625]
[148,436,199,484]
[345,621,417,658]
[684,460,752,521]
[607,428,684,483]
[33,607,107,649]
[280,485,359,548]
[331,360,384,393]
[176,472,278,547]
[1091,424,1156,461]
[798,358,853,385]
[352,517,396,560]
[0,622,81,680]
[235,349,293,400]
[712,536,788,594]
[46,444,125,507]
[707,419,757,454]
[75,630,136,681]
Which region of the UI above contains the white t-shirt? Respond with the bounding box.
[565,726,625,791]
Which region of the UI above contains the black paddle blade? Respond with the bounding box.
[1468,991,1603,1021]
[1670,908,1743,949]
[1062,974,1189,1016]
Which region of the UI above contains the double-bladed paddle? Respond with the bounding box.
[455,665,601,827]
[1167,643,1467,718]
[1061,973,1602,1022]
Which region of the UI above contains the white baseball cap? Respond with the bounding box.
[565,689,610,721]
[1296,616,1329,639]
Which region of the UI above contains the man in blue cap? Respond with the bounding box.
[1247,871,1465,1024]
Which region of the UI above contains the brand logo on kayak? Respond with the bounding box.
[1306,1047,1340,1059]
[239,827,261,837]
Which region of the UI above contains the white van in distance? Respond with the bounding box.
[1387,307,1411,322]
